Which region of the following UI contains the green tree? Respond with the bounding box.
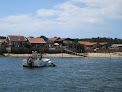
[2,42,7,47]
[40,35,48,41]
[0,36,6,39]
[23,41,31,49]
[29,36,34,38]
[73,42,85,53]
[73,37,122,48]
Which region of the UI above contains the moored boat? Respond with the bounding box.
[23,51,51,67]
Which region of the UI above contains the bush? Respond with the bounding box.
[23,41,31,49]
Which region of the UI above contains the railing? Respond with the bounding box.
[64,48,88,57]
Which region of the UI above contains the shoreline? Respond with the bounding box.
[3,53,84,58]
[87,52,122,58]
[2,52,122,58]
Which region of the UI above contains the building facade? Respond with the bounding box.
[7,35,26,47]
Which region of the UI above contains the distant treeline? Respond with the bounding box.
[0,36,6,39]
[73,37,122,45]
[1,36,122,45]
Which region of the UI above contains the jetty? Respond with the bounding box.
[64,48,88,57]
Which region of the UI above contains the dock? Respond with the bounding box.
[64,49,88,57]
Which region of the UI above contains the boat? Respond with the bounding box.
[23,51,52,67]
[48,63,57,67]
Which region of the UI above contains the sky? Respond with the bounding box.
[0,0,122,39]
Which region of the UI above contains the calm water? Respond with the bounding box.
[0,57,122,92]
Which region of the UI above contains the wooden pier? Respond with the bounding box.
[64,49,88,57]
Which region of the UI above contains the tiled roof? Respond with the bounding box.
[78,41,97,46]
[28,38,46,44]
[56,38,68,41]
[99,42,107,45]
[79,41,108,46]
[8,35,26,41]
[48,37,60,42]
[0,39,7,43]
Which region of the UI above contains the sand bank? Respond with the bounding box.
[3,52,122,58]
[88,52,122,57]
[4,53,83,58]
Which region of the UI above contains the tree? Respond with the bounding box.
[23,41,31,49]
[40,35,48,41]
[0,36,6,39]
[73,37,122,48]
[73,42,85,53]
[29,36,34,38]
[2,42,7,47]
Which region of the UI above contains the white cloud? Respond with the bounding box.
[37,9,61,17]
[0,14,33,22]
[36,0,122,23]
[0,0,122,37]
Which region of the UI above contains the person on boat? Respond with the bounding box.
[39,53,42,61]
[28,57,33,67]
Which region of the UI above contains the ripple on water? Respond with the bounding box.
[0,57,122,92]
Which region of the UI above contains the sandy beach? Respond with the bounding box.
[3,52,122,58]
[88,52,122,57]
[4,53,83,58]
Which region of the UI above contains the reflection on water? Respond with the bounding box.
[0,57,122,92]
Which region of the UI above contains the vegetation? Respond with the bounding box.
[23,41,31,49]
[74,37,122,44]
[28,36,34,38]
[73,42,85,53]
[2,42,7,47]
[0,36,6,39]
[0,35,122,54]
[40,35,48,41]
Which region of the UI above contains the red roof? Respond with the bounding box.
[56,38,70,41]
[79,41,108,46]
[28,38,46,44]
[8,35,26,41]
[78,41,97,46]
[48,37,60,42]
[56,38,73,41]
[99,42,107,45]
[0,39,7,43]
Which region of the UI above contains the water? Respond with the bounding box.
[0,57,122,92]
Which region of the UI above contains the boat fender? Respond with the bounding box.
[27,56,34,64]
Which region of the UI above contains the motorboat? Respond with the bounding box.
[23,51,52,67]
[23,57,51,67]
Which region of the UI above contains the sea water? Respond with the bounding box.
[0,57,122,92]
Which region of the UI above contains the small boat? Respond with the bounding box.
[23,51,52,67]
[48,64,57,67]
[23,57,51,67]
[48,62,57,67]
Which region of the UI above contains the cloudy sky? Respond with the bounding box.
[0,0,122,38]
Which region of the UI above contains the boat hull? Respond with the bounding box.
[23,58,49,67]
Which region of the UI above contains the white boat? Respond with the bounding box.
[23,51,51,67]
[23,58,51,67]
